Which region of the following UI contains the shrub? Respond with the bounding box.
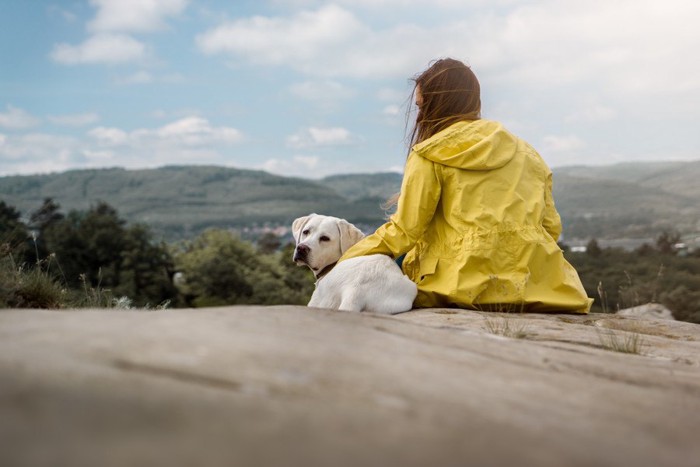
[173,229,314,307]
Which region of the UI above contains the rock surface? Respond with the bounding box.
[1,306,699,467]
[617,302,676,320]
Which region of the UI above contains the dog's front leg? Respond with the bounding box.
[338,290,363,312]
[307,289,324,308]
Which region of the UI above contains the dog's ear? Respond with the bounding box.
[292,214,316,242]
[337,219,365,254]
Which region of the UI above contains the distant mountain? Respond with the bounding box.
[1,161,698,241]
[319,172,402,201]
[0,166,387,238]
[551,161,700,240]
[554,161,700,199]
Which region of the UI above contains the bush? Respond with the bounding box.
[0,254,64,309]
[173,229,314,307]
[566,237,700,323]
[1,199,177,309]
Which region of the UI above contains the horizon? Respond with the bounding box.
[2,1,699,178]
[1,158,699,181]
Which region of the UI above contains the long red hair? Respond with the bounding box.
[385,58,482,210]
[408,58,481,147]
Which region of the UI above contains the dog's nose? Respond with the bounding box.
[294,244,310,262]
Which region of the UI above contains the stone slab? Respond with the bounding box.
[1,306,699,467]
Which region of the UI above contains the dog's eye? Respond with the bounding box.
[319,236,330,242]
[302,229,310,236]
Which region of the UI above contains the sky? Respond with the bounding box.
[1,0,699,179]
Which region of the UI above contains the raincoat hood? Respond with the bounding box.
[412,119,517,170]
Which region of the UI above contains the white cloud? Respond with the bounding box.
[0,133,80,175]
[286,126,357,148]
[383,105,401,116]
[565,104,616,124]
[81,149,115,161]
[51,33,147,65]
[90,116,243,147]
[262,155,320,176]
[0,117,244,175]
[271,0,516,8]
[197,5,364,61]
[47,112,100,127]
[541,135,585,153]
[472,1,700,96]
[196,5,471,78]
[0,106,40,130]
[114,71,185,86]
[89,126,130,146]
[50,0,188,67]
[116,71,154,85]
[197,5,378,77]
[152,116,243,145]
[87,0,189,33]
[196,1,700,98]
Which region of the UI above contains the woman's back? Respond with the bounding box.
[394,119,591,312]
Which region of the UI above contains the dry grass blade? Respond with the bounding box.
[596,328,645,354]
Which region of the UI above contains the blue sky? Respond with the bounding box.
[1,0,699,178]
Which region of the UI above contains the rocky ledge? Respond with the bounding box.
[1,306,699,467]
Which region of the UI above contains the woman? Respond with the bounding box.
[340,58,592,313]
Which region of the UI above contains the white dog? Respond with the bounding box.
[292,213,417,314]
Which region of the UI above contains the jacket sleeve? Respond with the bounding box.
[339,152,441,261]
[542,172,562,242]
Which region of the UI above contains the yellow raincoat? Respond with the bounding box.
[340,119,593,313]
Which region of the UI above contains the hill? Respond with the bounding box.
[555,160,700,198]
[551,162,700,241]
[0,166,389,239]
[319,172,402,201]
[0,161,698,241]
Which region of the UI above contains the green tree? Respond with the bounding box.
[42,202,128,288]
[656,230,681,255]
[0,200,31,261]
[586,238,602,257]
[1,201,64,309]
[28,198,64,262]
[660,285,700,323]
[173,230,314,307]
[566,244,700,323]
[257,232,282,254]
[116,224,178,307]
[42,202,177,307]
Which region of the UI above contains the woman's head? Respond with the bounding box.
[410,58,481,145]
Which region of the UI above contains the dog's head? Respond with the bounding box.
[291,213,365,274]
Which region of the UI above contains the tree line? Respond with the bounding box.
[0,199,314,309]
[564,236,700,323]
[2,198,698,323]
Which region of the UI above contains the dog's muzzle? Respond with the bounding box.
[294,244,310,263]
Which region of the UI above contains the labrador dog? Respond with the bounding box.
[292,213,417,314]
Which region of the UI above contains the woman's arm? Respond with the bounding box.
[542,171,562,242]
[340,152,442,261]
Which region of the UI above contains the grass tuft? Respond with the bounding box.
[483,316,530,339]
[595,328,645,354]
[1,244,140,310]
